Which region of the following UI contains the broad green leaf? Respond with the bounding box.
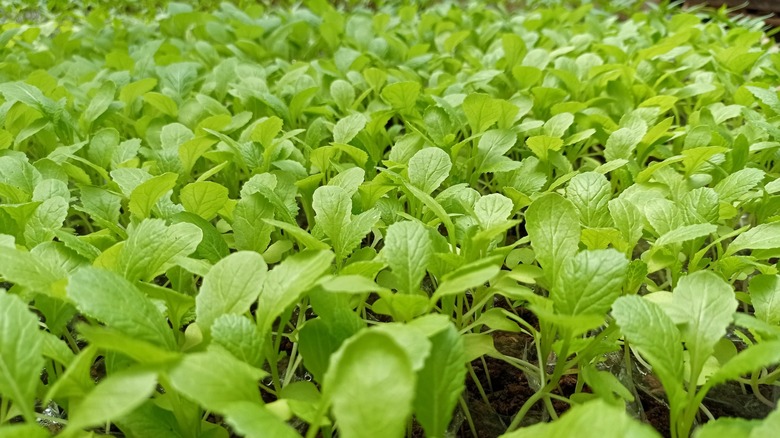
[65,369,158,432]
[612,296,686,411]
[566,172,612,228]
[432,256,502,300]
[83,81,116,125]
[257,250,334,336]
[169,347,264,412]
[223,401,301,438]
[381,81,420,110]
[655,223,717,247]
[196,251,267,331]
[210,315,263,367]
[714,168,765,203]
[313,186,379,261]
[143,92,178,117]
[553,249,628,316]
[382,221,432,294]
[526,135,563,161]
[332,113,366,144]
[180,181,229,221]
[0,425,49,438]
[500,399,660,438]
[407,147,452,195]
[473,193,514,230]
[668,271,736,384]
[129,172,178,219]
[463,93,500,133]
[0,292,44,422]
[681,188,719,225]
[67,267,176,349]
[23,196,69,247]
[0,246,63,295]
[323,330,415,438]
[233,192,274,254]
[526,193,580,283]
[608,198,643,247]
[705,340,780,388]
[475,129,516,174]
[414,323,467,438]
[116,402,184,438]
[118,219,202,282]
[77,185,122,230]
[750,275,780,325]
[727,222,780,255]
[299,318,347,383]
[604,124,646,162]
[263,218,330,251]
[170,212,230,264]
[0,81,60,117]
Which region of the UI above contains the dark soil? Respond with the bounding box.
[453,326,775,438]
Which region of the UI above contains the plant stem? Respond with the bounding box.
[467,363,492,407]
[459,396,478,438]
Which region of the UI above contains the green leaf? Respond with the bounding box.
[500,399,660,438]
[180,181,229,221]
[382,221,432,294]
[196,251,267,331]
[566,172,612,228]
[749,275,780,326]
[169,347,264,412]
[473,193,514,230]
[432,256,502,300]
[223,401,301,438]
[553,249,628,316]
[129,172,178,219]
[612,295,686,410]
[463,93,500,133]
[669,271,736,384]
[257,250,334,336]
[118,219,202,282]
[212,314,264,366]
[526,135,563,161]
[705,340,780,388]
[414,323,467,438]
[608,198,644,247]
[0,292,44,422]
[83,81,116,125]
[233,192,274,254]
[714,168,765,203]
[0,81,60,117]
[313,186,379,261]
[67,267,176,349]
[23,196,69,247]
[332,113,366,144]
[0,246,63,295]
[0,425,49,438]
[143,92,178,117]
[381,81,420,110]
[475,129,516,174]
[655,223,717,247]
[65,368,158,432]
[604,124,646,162]
[263,218,330,251]
[323,330,416,438]
[407,147,452,195]
[526,193,580,284]
[116,402,184,438]
[727,222,780,255]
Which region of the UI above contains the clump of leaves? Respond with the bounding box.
[2,0,780,437]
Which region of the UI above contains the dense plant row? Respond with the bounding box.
[1,1,780,437]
